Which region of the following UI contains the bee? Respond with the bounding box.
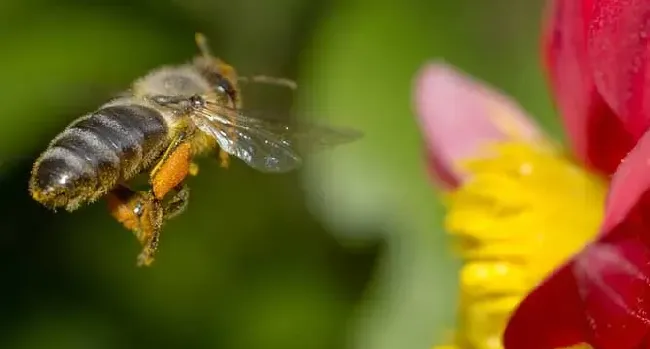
[28,33,361,267]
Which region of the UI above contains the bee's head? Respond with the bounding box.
[208,62,240,107]
[192,33,241,107]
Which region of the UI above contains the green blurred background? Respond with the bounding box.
[0,0,559,348]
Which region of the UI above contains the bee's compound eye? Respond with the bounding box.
[216,76,236,101]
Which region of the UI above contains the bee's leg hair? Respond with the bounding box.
[135,204,163,268]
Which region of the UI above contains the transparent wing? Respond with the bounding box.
[190,99,363,173]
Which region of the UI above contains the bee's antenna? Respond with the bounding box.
[194,32,296,91]
[238,75,298,90]
[195,32,214,58]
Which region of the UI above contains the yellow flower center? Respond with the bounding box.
[436,141,607,349]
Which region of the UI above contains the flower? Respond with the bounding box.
[503,0,650,349]
[413,0,650,348]
[413,62,605,349]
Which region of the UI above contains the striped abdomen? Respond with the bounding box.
[29,103,169,211]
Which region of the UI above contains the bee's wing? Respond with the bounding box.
[190,101,362,173]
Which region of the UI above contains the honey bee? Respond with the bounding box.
[28,33,361,267]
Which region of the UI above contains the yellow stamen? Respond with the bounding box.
[435,141,606,349]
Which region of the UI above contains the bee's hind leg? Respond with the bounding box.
[131,133,197,266]
[133,182,190,266]
[162,183,190,220]
[106,129,199,267]
[106,185,164,267]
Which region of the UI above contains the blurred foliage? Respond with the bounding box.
[0,0,552,348]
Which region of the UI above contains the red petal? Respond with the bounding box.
[503,263,590,349]
[576,235,650,349]
[601,130,650,235]
[504,233,650,349]
[589,0,650,140]
[544,0,635,175]
[504,129,650,349]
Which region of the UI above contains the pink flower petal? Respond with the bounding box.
[504,129,650,349]
[543,0,635,175]
[413,62,543,188]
